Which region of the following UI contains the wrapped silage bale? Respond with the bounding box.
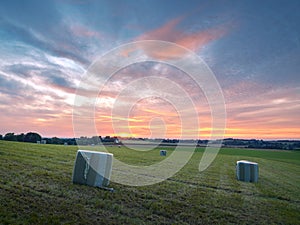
[236,160,258,182]
[72,150,113,187]
[160,150,167,156]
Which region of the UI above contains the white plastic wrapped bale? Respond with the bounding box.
[160,150,167,156]
[72,150,113,187]
[236,160,258,182]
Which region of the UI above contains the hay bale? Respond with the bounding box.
[72,150,113,187]
[236,160,258,182]
[160,150,167,156]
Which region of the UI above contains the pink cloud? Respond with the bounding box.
[137,16,183,42]
[133,16,230,60]
[224,84,300,139]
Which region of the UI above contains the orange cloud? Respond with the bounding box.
[138,17,227,51]
[137,16,183,42]
[175,27,227,51]
[132,16,230,60]
[222,83,300,140]
[224,127,300,140]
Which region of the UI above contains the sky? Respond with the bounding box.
[0,0,299,140]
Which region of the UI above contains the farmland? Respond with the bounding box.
[0,140,299,224]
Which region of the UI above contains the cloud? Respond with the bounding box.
[0,73,74,137]
[0,1,298,139]
[1,19,90,65]
[224,83,300,139]
[137,16,228,51]
[77,61,213,139]
[133,15,230,60]
[47,73,71,88]
[0,74,26,97]
[175,27,227,51]
[5,65,33,78]
[137,16,183,41]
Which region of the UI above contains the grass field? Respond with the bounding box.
[0,140,299,224]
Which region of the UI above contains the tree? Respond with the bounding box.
[24,132,42,143]
[4,133,17,141]
[91,136,101,145]
[16,133,25,142]
[50,137,63,145]
[0,134,2,140]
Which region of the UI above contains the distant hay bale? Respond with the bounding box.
[160,150,167,156]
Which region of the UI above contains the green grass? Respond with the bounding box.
[0,140,299,224]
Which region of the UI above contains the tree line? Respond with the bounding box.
[0,132,42,143]
[1,133,299,150]
[0,132,118,146]
[0,132,77,145]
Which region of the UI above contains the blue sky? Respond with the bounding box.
[0,0,299,139]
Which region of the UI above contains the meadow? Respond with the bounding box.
[0,140,299,224]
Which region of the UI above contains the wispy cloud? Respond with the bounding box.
[224,83,300,139]
[138,16,228,50]
[134,16,230,60]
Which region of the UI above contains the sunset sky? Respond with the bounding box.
[0,0,299,140]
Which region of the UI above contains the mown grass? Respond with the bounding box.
[0,140,299,224]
